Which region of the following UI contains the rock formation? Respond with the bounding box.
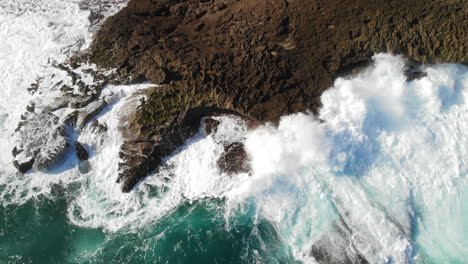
[12,57,131,174]
[13,112,69,172]
[217,142,250,175]
[75,142,89,161]
[89,0,466,192]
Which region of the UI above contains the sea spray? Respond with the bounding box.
[230,54,468,263]
[0,0,467,262]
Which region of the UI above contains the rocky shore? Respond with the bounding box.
[92,0,466,193]
[13,0,466,194]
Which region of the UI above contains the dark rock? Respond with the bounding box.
[91,0,467,123]
[89,120,108,134]
[404,62,428,81]
[75,141,89,161]
[89,0,466,191]
[64,110,79,126]
[69,95,98,109]
[117,140,159,192]
[117,102,243,192]
[405,70,428,82]
[33,140,69,171]
[13,112,69,172]
[75,99,107,129]
[27,79,41,95]
[12,146,22,157]
[217,142,250,175]
[13,155,35,173]
[26,102,35,113]
[203,117,221,135]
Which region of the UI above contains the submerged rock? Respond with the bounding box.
[311,220,369,264]
[78,160,92,174]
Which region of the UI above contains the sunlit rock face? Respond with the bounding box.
[89,0,467,192]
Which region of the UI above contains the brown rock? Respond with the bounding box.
[117,103,243,192]
[203,117,221,135]
[89,120,108,134]
[91,0,467,121]
[89,0,467,191]
[217,142,250,175]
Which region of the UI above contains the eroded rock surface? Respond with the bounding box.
[89,0,466,192]
[118,93,244,192]
[92,0,467,121]
[13,112,69,172]
[12,56,133,174]
[217,142,250,175]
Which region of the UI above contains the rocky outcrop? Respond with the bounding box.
[13,112,69,172]
[11,56,132,174]
[202,117,221,136]
[217,142,250,175]
[118,92,243,192]
[89,0,466,191]
[75,142,89,161]
[202,117,251,175]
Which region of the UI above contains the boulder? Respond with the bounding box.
[13,112,69,172]
[217,142,250,175]
[203,117,221,136]
[13,154,35,173]
[75,99,107,130]
[311,220,368,264]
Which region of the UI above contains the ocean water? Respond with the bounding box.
[0,1,467,264]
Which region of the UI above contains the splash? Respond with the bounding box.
[61,54,467,263]
[231,54,468,263]
[0,0,467,262]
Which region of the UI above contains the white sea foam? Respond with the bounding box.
[0,0,91,204]
[0,0,132,205]
[0,1,467,263]
[228,54,468,263]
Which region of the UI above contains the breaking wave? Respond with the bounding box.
[0,1,467,263]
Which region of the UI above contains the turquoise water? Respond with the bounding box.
[1,1,467,263]
[0,195,295,263]
[1,55,467,264]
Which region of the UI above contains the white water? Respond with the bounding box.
[0,1,467,263]
[235,55,468,263]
